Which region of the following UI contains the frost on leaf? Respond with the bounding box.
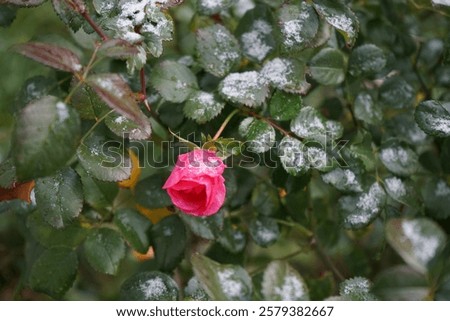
[184,277,209,301]
[262,261,309,301]
[354,92,382,125]
[240,19,273,62]
[321,168,363,193]
[340,277,377,301]
[120,271,179,300]
[198,0,236,15]
[239,117,275,154]
[290,106,343,143]
[261,58,310,94]
[422,178,450,219]
[278,3,319,51]
[219,71,269,107]
[415,100,450,138]
[183,91,225,124]
[278,137,308,176]
[339,182,386,229]
[379,143,419,177]
[105,112,152,140]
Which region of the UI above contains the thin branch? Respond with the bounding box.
[140,68,152,112]
[213,109,240,141]
[80,11,109,41]
[312,238,345,282]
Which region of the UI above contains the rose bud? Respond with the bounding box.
[163,149,226,216]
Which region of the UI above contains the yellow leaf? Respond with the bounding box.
[118,149,141,189]
[136,205,173,224]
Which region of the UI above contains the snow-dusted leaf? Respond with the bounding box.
[290,106,343,143]
[340,277,377,301]
[384,176,419,208]
[249,217,280,248]
[415,100,450,137]
[120,271,179,300]
[309,48,346,85]
[217,220,246,254]
[386,218,447,274]
[278,3,319,51]
[278,137,308,176]
[348,44,386,77]
[339,182,386,229]
[51,0,84,32]
[422,178,450,219]
[13,42,82,73]
[77,133,131,182]
[126,45,147,74]
[379,76,414,110]
[269,90,302,121]
[13,96,81,180]
[93,0,117,15]
[184,277,210,301]
[83,228,126,275]
[379,142,419,177]
[386,113,428,146]
[150,60,198,103]
[219,71,269,107]
[105,112,152,140]
[2,0,46,6]
[354,91,382,125]
[236,4,275,62]
[140,5,174,57]
[312,0,359,47]
[321,168,363,193]
[87,74,149,129]
[261,58,310,94]
[262,261,309,301]
[191,254,252,300]
[196,24,240,77]
[35,168,83,229]
[183,91,225,124]
[239,117,275,153]
[197,0,235,15]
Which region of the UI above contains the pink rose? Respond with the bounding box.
[163,149,226,216]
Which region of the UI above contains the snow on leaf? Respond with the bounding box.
[261,58,310,94]
[240,19,273,62]
[379,143,419,177]
[415,100,450,138]
[321,168,363,193]
[219,71,269,107]
[183,91,225,124]
[239,117,275,153]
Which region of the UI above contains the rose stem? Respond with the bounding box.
[212,109,240,141]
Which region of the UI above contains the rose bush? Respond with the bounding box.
[163,149,226,216]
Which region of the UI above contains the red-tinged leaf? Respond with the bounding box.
[0,0,46,6]
[13,42,83,73]
[87,74,149,129]
[99,39,140,59]
[0,181,35,203]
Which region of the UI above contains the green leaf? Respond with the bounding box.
[92,0,117,15]
[105,112,152,140]
[196,24,240,77]
[219,71,269,107]
[249,217,280,248]
[135,174,172,209]
[197,0,235,15]
[386,218,447,274]
[183,91,225,124]
[386,112,428,146]
[339,277,377,301]
[51,0,84,32]
[35,167,83,229]
[13,96,81,181]
[150,61,198,103]
[0,5,17,27]
[262,261,309,300]
[13,42,82,73]
[348,44,387,77]
[77,133,131,182]
[236,4,275,62]
[339,182,386,229]
[354,91,383,125]
[16,76,61,110]
[384,176,419,209]
[217,219,246,254]
[269,90,302,121]
[379,142,420,177]
[120,271,179,301]
[191,254,252,300]
[151,215,186,272]
[421,178,450,219]
[27,211,88,248]
[261,58,310,94]
[180,210,224,240]
[0,159,16,188]
[415,100,450,137]
[184,277,210,301]
[239,117,275,153]
[251,183,279,216]
[114,208,152,254]
[87,73,150,130]
[379,76,414,110]
[309,48,346,85]
[99,39,140,59]
[373,265,428,301]
[83,228,126,275]
[278,3,319,51]
[312,0,359,47]
[278,137,308,176]
[2,0,46,6]
[290,106,343,143]
[321,167,363,193]
[29,247,78,299]
[70,82,109,120]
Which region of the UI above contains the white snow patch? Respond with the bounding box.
[56,101,69,122]
[273,275,306,301]
[241,20,273,62]
[385,177,407,199]
[402,220,441,265]
[140,277,167,299]
[217,269,243,299]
